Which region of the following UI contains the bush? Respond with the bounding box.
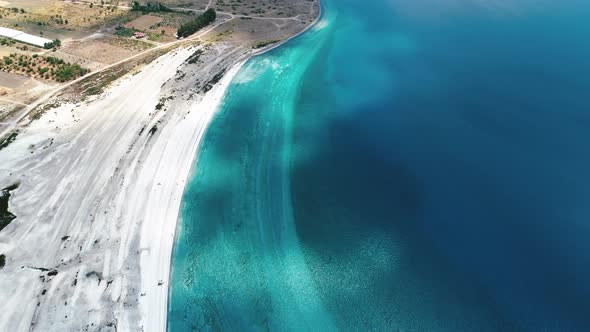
[44,39,61,49]
[131,1,172,13]
[44,56,64,65]
[114,26,137,37]
[54,63,88,82]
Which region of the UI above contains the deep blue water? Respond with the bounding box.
[169,0,590,330]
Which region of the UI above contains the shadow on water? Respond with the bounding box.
[171,85,513,330]
[286,1,590,329]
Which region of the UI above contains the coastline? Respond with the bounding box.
[140,61,245,332]
[252,0,324,57]
[0,45,248,331]
[161,3,323,330]
[0,4,321,331]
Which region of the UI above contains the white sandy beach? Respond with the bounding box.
[0,44,245,331]
[0,0,321,327]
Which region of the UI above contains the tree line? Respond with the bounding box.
[130,1,173,13]
[177,8,216,38]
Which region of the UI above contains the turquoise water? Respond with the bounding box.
[169,0,590,330]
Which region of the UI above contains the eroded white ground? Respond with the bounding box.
[0,43,246,332]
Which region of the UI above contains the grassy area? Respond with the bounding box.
[149,11,194,29]
[118,11,194,42]
[130,1,173,13]
[114,25,166,42]
[106,37,153,51]
[146,31,167,42]
[202,68,225,92]
[0,53,89,82]
[114,26,139,37]
[0,38,16,47]
[253,39,281,49]
[64,45,174,100]
[0,3,129,29]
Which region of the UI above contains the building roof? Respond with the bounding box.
[0,26,52,47]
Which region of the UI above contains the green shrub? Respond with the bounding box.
[131,1,172,13]
[43,39,61,49]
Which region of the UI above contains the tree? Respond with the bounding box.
[43,39,62,49]
[177,8,216,38]
[131,1,172,13]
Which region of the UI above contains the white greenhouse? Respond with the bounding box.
[0,27,52,48]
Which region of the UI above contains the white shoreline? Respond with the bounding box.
[139,61,245,332]
[157,5,323,330]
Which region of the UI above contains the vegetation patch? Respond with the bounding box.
[114,26,140,37]
[107,36,153,51]
[0,3,128,29]
[131,1,173,13]
[0,254,5,269]
[29,101,61,120]
[0,132,18,151]
[186,49,203,64]
[202,68,226,93]
[155,97,166,110]
[177,9,216,38]
[65,46,172,100]
[155,95,174,110]
[43,39,62,50]
[0,53,88,82]
[254,39,281,49]
[119,11,194,42]
[0,38,16,47]
[1,183,19,233]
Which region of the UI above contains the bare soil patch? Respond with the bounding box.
[124,15,163,30]
[0,71,27,89]
[61,37,143,64]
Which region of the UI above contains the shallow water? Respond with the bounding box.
[168,0,590,330]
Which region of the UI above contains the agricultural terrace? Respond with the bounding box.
[0,53,88,82]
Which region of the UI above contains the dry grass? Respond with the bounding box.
[61,38,134,65]
[0,2,129,29]
[106,37,153,51]
[124,15,162,30]
[0,70,28,88]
